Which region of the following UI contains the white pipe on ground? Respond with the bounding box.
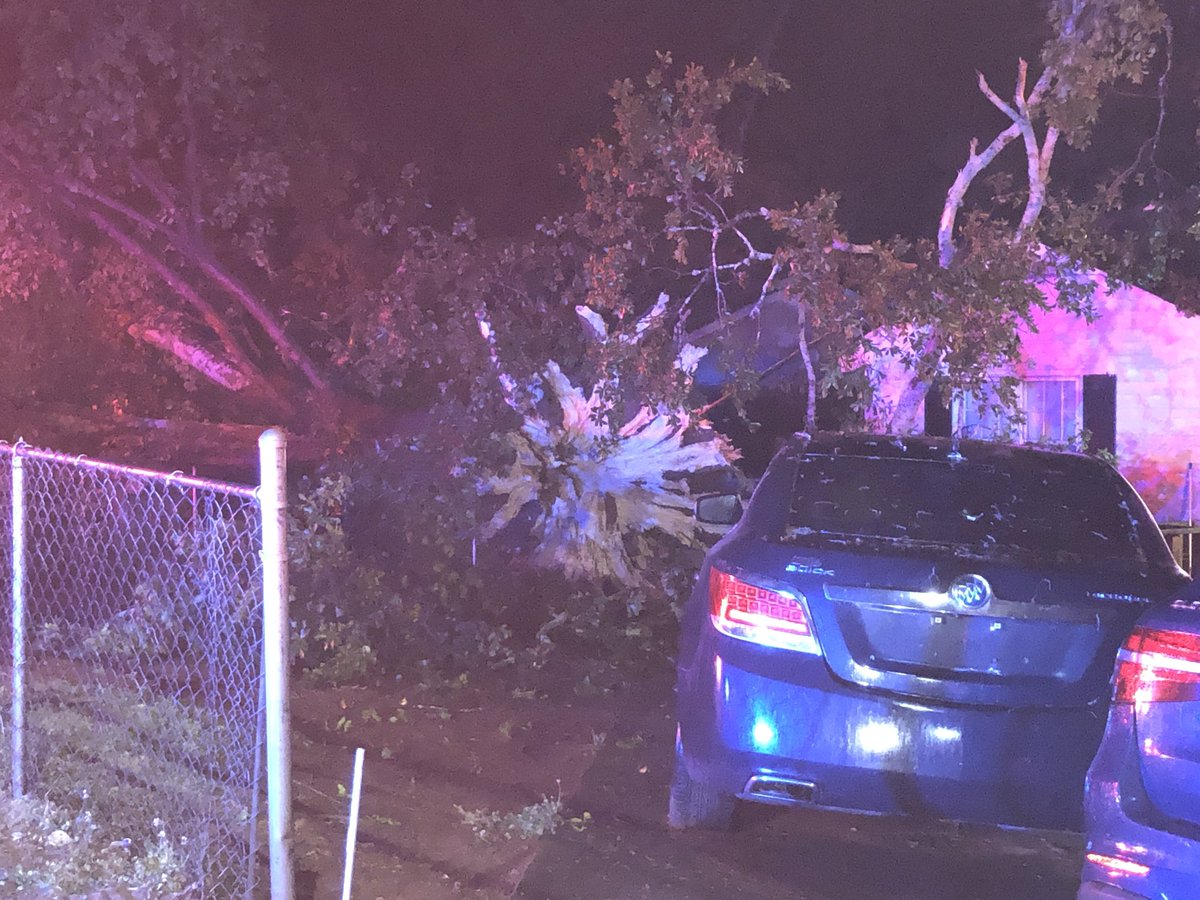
[341,747,366,900]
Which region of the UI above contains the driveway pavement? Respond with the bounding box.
[516,675,1084,900]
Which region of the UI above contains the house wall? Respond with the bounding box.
[870,276,1200,520]
[1015,279,1200,521]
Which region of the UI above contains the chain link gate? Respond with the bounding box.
[0,432,293,899]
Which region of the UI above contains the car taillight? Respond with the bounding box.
[1114,626,1200,704]
[1085,852,1150,878]
[709,566,820,654]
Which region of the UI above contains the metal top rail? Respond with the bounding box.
[0,440,259,500]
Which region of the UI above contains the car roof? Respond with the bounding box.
[785,432,1099,468]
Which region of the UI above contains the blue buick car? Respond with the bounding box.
[671,433,1188,832]
[1078,595,1200,899]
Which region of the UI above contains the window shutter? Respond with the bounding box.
[924,383,951,437]
[1082,374,1117,455]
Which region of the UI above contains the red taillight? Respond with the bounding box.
[1085,852,1150,877]
[1114,626,1200,704]
[708,567,821,654]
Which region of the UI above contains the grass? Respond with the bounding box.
[0,671,260,896]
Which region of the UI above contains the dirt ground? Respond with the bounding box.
[291,664,1086,900]
[289,672,616,900]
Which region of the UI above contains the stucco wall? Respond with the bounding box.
[1018,279,1200,521]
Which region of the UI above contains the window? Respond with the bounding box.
[953,378,1081,445]
[1023,379,1079,443]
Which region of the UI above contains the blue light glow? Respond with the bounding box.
[927,724,961,743]
[854,719,902,755]
[751,716,778,752]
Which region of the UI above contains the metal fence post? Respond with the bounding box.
[10,446,25,798]
[1187,462,1194,573]
[259,429,293,900]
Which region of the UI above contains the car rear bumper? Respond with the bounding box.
[678,638,1106,830]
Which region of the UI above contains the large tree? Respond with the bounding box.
[0,0,350,413]
[0,0,1190,444]
[547,0,1182,433]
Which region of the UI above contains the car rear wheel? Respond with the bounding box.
[668,745,736,830]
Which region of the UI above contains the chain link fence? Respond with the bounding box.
[0,437,292,898]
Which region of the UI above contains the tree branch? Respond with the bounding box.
[1101,20,1173,208]
[128,320,253,392]
[127,158,181,224]
[59,170,178,243]
[1,154,265,389]
[939,62,1054,266]
[977,70,1021,123]
[179,67,205,230]
[797,300,816,431]
[729,224,774,262]
[19,155,332,393]
[711,226,727,316]
[188,247,332,391]
[76,206,264,387]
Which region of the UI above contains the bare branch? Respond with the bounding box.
[977,70,1020,123]
[938,123,1020,266]
[687,201,720,228]
[1014,62,1058,235]
[56,171,177,242]
[940,62,1055,265]
[1026,65,1053,107]
[729,224,773,262]
[710,226,727,316]
[797,300,816,431]
[700,190,729,223]
[757,260,782,308]
[76,212,271,395]
[684,259,758,277]
[675,272,711,337]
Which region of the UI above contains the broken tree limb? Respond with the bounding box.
[127,321,253,393]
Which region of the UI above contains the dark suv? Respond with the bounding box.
[671,433,1188,831]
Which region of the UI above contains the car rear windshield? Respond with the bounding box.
[787,453,1156,569]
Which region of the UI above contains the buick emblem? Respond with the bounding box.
[948,574,992,610]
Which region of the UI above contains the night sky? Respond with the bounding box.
[269,0,1065,241]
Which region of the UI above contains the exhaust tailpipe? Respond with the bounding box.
[744,774,817,805]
